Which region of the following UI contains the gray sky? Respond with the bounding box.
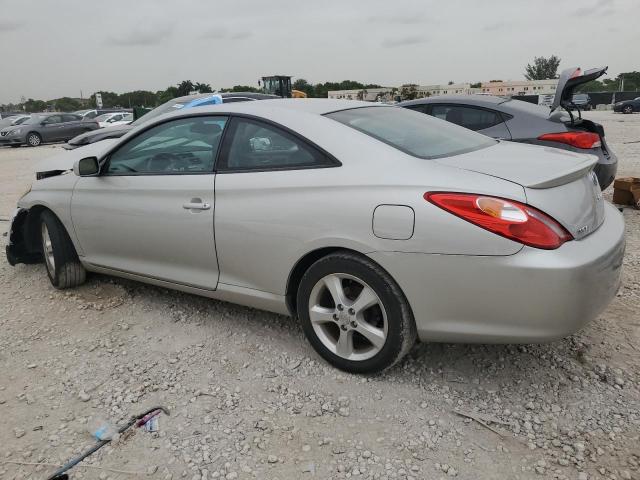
[0,0,638,104]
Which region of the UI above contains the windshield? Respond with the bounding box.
[22,115,45,125]
[326,107,496,159]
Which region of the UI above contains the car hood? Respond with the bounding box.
[436,141,597,189]
[34,139,118,174]
[1,125,21,134]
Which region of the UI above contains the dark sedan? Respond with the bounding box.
[0,113,99,147]
[400,67,617,190]
[613,97,640,114]
[64,92,279,149]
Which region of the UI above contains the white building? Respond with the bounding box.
[477,79,558,96]
[327,88,394,101]
[417,83,474,97]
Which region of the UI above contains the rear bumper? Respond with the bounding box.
[368,202,625,343]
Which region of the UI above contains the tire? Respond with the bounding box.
[623,105,633,114]
[26,132,42,147]
[296,251,417,373]
[40,210,86,289]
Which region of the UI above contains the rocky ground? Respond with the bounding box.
[0,111,638,480]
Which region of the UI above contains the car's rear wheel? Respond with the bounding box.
[623,105,633,114]
[26,132,42,147]
[40,210,86,289]
[297,252,416,373]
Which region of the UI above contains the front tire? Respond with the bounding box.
[623,105,633,114]
[26,132,42,147]
[40,211,86,289]
[297,252,416,373]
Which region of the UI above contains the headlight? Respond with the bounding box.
[9,128,22,135]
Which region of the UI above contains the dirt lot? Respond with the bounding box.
[1,111,638,480]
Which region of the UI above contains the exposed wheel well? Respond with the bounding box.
[18,205,53,256]
[285,247,371,316]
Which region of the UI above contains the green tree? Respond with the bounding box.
[219,85,261,93]
[49,97,83,111]
[176,80,195,97]
[400,84,419,100]
[23,98,47,112]
[524,55,561,80]
[292,78,315,98]
[157,86,179,105]
[193,82,213,93]
[470,82,482,88]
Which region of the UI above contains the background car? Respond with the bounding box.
[73,108,130,121]
[0,114,29,130]
[570,93,592,111]
[64,92,280,149]
[613,97,640,113]
[400,68,616,189]
[7,100,624,373]
[95,112,133,128]
[0,112,99,147]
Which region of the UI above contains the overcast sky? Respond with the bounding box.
[0,0,638,104]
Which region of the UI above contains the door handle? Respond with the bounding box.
[183,201,211,211]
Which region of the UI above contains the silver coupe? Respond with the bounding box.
[6,99,625,373]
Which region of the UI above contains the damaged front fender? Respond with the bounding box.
[5,208,42,266]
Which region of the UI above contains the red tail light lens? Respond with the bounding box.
[538,132,601,149]
[425,192,573,250]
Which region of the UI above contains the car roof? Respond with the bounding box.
[400,95,511,107]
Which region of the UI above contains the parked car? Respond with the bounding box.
[570,93,592,111]
[7,100,624,373]
[64,92,279,149]
[0,112,24,120]
[73,109,130,121]
[0,115,29,130]
[613,97,640,114]
[95,112,133,128]
[0,113,99,147]
[400,67,616,189]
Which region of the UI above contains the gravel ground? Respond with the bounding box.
[0,111,638,480]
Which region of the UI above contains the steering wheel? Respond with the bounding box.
[144,152,187,172]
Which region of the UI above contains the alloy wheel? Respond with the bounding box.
[308,273,387,361]
[624,106,633,114]
[41,223,55,273]
[28,134,41,146]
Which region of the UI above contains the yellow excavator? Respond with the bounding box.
[261,75,307,98]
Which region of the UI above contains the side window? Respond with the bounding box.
[106,116,227,175]
[45,115,62,124]
[403,104,428,114]
[220,118,334,171]
[430,105,502,131]
[85,111,98,119]
[62,114,80,122]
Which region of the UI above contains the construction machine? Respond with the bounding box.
[260,75,307,98]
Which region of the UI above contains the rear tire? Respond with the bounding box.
[26,132,42,147]
[296,251,416,373]
[623,105,633,114]
[40,211,86,289]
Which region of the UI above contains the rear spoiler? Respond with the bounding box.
[551,66,608,117]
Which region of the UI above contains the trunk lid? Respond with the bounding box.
[436,141,605,239]
[551,66,608,113]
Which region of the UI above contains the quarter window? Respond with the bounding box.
[429,105,503,131]
[219,117,334,171]
[106,116,227,175]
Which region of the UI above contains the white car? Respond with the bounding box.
[95,112,133,129]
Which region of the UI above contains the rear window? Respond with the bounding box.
[326,107,496,159]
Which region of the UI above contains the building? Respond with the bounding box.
[327,88,394,101]
[477,79,558,96]
[417,83,474,97]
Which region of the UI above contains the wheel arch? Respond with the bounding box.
[285,246,411,318]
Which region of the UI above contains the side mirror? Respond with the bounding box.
[73,157,100,176]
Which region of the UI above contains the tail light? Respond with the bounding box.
[538,132,601,149]
[425,192,573,250]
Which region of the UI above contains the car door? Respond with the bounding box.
[213,116,339,294]
[71,115,228,290]
[39,115,64,141]
[61,114,85,138]
[429,104,512,140]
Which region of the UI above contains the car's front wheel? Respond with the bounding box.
[40,210,86,289]
[297,252,416,373]
[26,132,42,147]
[623,105,634,114]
